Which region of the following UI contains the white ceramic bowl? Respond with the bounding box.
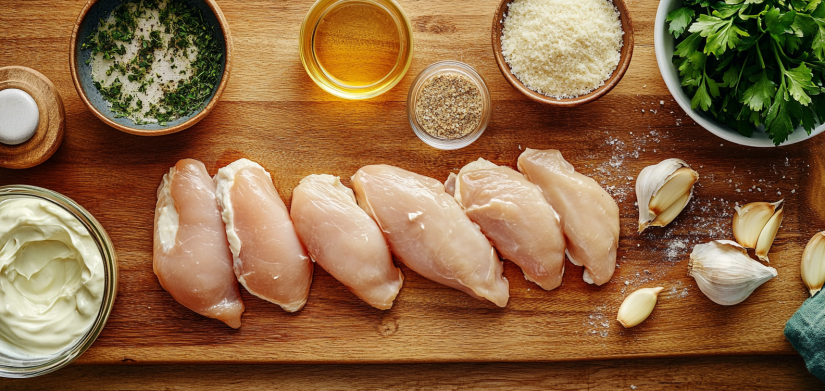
[654,0,825,147]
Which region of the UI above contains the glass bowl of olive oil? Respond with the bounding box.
[300,0,414,100]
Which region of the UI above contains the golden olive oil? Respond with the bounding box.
[313,1,401,89]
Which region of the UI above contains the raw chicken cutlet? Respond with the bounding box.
[154,159,245,328]
[453,158,566,291]
[291,174,403,310]
[215,159,313,312]
[518,149,619,286]
[351,164,509,307]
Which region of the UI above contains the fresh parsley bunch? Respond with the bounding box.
[667,0,825,145]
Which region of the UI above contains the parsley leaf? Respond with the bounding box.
[766,87,794,144]
[667,7,696,37]
[812,19,825,60]
[784,63,817,105]
[766,8,796,39]
[692,76,714,110]
[742,71,776,111]
[675,32,703,57]
[722,64,741,88]
[712,2,743,19]
[689,14,749,56]
[788,98,817,133]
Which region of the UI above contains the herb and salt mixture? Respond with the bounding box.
[82,0,222,125]
[667,0,825,145]
[414,73,482,139]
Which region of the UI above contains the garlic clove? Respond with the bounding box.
[754,207,784,263]
[650,191,691,228]
[801,232,825,297]
[636,159,698,232]
[689,240,778,306]
[617,287,664,328]
[649,168,698,214]
[732,200,782,249]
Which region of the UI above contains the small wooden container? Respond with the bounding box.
[491,0,635,107]
[0,66,65,170]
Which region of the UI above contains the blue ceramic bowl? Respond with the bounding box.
[70,0,232,136]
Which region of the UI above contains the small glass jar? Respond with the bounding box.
[0,185,118,378]
[299,0,414,100]
[407,61,492,150]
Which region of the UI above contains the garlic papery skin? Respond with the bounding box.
[801,232,825,297]
[689,240,778,306]
[636,159,698,232]
[754,206,784,263]
[732,200,783,249]
[617,287,664,328]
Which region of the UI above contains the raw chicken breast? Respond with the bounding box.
[351,165,509,307]
[215,159,313,312]
[517,149,619,286]
[454,159,566,290]
[291,174,404,310]
[444,173,457,197]
[154,159,245,328]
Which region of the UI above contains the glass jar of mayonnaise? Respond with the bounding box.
[0,185,117,378]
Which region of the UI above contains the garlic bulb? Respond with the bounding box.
[617,287,663,328]
[801,232,825,297]
[732,201,784,258]
[689,240,778,306]
[636,159,698,232]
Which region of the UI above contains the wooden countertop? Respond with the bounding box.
[1,0,824,387]
[2,356,821,390]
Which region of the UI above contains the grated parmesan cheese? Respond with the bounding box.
[500,0,624,99]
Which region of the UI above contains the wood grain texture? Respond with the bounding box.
[0,66,65,169]
[2,356,822,390]
[0,0,823,365]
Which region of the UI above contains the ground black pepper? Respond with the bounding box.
[414,73,482,139]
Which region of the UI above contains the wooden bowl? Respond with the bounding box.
[0,66,65,169]
[491,0,635,107]
[69,0,232,136]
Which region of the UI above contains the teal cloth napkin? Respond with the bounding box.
[785,291,825,382]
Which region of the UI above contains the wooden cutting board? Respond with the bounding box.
[1,0,822,364]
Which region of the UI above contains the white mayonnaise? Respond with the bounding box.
[0,197,104,358]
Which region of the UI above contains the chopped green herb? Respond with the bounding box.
[83,0,222,125]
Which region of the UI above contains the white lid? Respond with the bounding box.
[0,88,39,146]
